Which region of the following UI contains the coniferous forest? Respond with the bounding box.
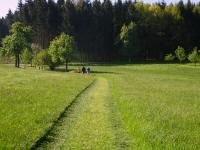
[0,0,200,62]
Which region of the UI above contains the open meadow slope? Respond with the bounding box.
[94,64,200,149]
[0,65,94,149]
[0,64,200,149]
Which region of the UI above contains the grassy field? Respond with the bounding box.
[0,65,94,149]
[0,64,200,149]
[94,64,200,149]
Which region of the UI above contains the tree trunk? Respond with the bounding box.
[129,57,131,63]
[15,55,17,67]
[17,54,20,68]
[15,54,20,68]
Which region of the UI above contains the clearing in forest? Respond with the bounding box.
[1,64,200,149]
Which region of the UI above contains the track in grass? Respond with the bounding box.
[31,80,96,150]
[33,77,130,150]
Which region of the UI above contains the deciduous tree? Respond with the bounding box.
[2,22,32,67]
[120,22,139,62]
[49,33,76,71]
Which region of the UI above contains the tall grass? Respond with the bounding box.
[1,64,200,149]
[0,65,94,149]
[106,64,200,149]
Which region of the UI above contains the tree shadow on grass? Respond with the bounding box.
[45,66,121,74]
[69,61,186,66]
[91,70,122,75]
[47,68,74,73]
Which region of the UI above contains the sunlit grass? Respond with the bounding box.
[102,64,200,149]
[0,65,94,149]
[0,64,200,149]
[61,78,117,149]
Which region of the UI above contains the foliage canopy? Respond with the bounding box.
[2,22,32,67]
[49,33,76,71]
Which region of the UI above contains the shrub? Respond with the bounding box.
[188,48,200,66]
[31,43,42,56]
[0,47,13,64]
[175,46,186,63]
[22,48,33,67]
[34,49,59,70]
[164,53,175,62]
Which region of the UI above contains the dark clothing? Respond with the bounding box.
[82,67,86,74]
[87,67,91,74]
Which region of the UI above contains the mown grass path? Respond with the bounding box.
[34,77,130,150]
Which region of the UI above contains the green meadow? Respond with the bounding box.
[0,64,200,149]
[0,65,93,149]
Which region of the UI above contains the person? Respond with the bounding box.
[87,67,91,74]
[82,66,86,74]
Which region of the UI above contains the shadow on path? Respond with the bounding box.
[30,80,96,150]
